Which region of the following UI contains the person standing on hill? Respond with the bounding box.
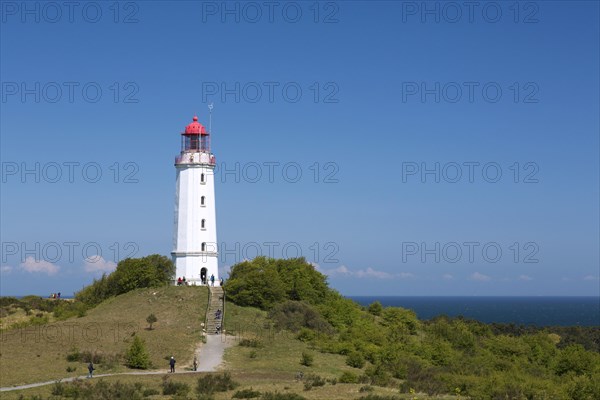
[210,274,215,286]
[193,356,198,371]
[87,362,95,378]
[169,356,176,373]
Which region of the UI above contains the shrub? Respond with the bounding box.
[162,377,190,396]
[296,327,316,342]
[66,348,81,362]
[225,257,329,310]
[75,255,174,306]
[261,392,307,400]
[368,301,383,316]
[555,344,596,376]
[125,336,151,369]
[339,371,359,383]
[359,385,374,392]
[300,352,314,367]
[143,388,159,397]
[52,379,146,399]
[303,374,326,390]
[196,372,239,395]
[232,388,262,398]
[363,364,392,387]
[239,338,264,348]
[269,301,333,334]
[346,351,366,368]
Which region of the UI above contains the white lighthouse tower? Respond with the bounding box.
[172,116,218,285]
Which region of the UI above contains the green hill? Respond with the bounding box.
[0,286,208,387]
[2,255,599,400]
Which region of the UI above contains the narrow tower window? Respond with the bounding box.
[201,196,205,206]
[201,219,206,229]
[201,242,206,252]
[201,173,205,183]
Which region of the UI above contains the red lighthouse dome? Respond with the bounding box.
[184,116,207,135]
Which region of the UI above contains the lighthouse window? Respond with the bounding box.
[201,242,206,252]
[201,219,206,229]
[201,196,206,206]
[201,173,205,184]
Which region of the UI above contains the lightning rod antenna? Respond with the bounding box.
[208,103,214,134]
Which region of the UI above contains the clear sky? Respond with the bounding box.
[1,1,598,297]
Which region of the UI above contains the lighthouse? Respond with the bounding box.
[172,116,218,285]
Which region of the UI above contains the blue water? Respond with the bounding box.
[349,296,600,327]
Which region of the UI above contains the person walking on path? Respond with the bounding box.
[193,356,198,371]
[87,362,95,378]
[210,274,215,286]
[169,356,176,373]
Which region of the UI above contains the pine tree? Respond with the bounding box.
[125,336,151,369]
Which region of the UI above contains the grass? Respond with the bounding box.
[0,286,208,387]
[1,292,457,399]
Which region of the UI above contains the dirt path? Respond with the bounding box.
[194,334,234,372]
[0,334,235,393]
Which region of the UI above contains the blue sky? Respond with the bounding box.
[1,1,598,297]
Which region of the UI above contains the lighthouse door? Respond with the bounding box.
[200,268,207,285]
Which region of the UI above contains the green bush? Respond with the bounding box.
[303,374,326,390]
[261,392,307,400]
[161,377,190,396]
[339,371,359,383]
[239,338,264,348]
[225,257,328,310]
[66,348,81,362]
[125,336,151,369]
[368,301,383,316]
[75,255,174,306]
[555,344,596,375]
[300,351,314,367]
[346,351,366,368]
[232,388,262,398]
[51,379,147,399]
[196,372,239,395]
[270,301,334,335]
[142,388,159,397]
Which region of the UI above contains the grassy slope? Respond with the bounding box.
[2,294,454,400]
[0,286,208,387]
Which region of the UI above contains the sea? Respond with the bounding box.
[348,296,600,327]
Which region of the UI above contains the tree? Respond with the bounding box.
[224,257,330,310]
[368,301,383,316]
[75,254,175,305]
[125,336,151,369]
[146,313,158,330]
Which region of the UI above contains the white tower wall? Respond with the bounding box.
[172,126,219,285]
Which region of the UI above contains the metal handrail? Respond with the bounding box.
[203,285,211,340]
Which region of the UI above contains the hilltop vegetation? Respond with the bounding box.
[225,257,600,399]
[3,255,599,400]
[76,254,175,306]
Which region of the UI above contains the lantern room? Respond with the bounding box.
[181,116,210,152]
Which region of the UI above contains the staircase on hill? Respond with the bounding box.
[205,286,224,335]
